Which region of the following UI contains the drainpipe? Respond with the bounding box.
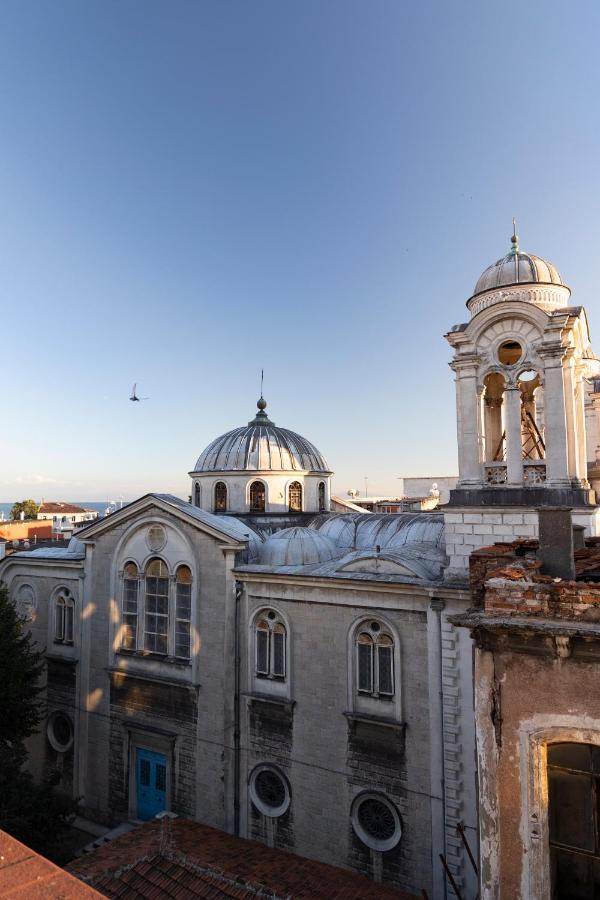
[234,579,242,836]
[429,597,447,900]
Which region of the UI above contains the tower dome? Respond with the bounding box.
[467,228,571,316]
[189,397,332,516]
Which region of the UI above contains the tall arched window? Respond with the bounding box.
[255,611,286,680]
[356,622,394,698]
[144,558,169,654]
[249,481,266,513]
[194,482,200,507]
[214,482,227,512]
[122,562,139,650]
[288,481,302,512]
[175,565,192,659]
[54,589,75,644]
[318,481,326,512]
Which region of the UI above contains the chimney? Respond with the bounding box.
[538,507,575,580]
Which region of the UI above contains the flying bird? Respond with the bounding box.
[130,383,149,402]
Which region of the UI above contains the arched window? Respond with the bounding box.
[318,481,326,512]
[255,612,286,680]
[214,482,227,512]
[249,481,266,513]
[356,622,394,698]
[54,589,74,644]
[144,558,169,654]
[288,481,302,513]
[194,482,200,507]
[175,565,192,659]
[122,562,139,650]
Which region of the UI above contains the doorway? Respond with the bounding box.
[136,748,167,820]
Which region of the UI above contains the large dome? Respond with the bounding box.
[472,231,564,298]
[192,399,331,474]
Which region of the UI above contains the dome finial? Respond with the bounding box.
[511,217,519,254]
[250,370,271,424]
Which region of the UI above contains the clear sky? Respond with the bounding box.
[2,0,600,502]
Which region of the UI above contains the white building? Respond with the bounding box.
[444,228,600,575]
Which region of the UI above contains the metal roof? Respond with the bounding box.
[192,400,330,474]
[473,249,563,297]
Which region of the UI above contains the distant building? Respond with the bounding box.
[37,502,98,537]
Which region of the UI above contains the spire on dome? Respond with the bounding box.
[510,218,519,254]
[249,393,273,425]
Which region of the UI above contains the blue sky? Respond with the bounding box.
[2,0,600,501]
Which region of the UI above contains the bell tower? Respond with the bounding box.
[444,228,600,575]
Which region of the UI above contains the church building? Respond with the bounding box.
[5,228,600,897]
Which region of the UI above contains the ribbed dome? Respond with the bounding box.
[193,399,330,474]
[259,527,338,566]
[473,233,563,297]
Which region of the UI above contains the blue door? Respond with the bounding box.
[136,749,167,820]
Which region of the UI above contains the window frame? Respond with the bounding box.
[118,557,194,661]
[254,613,287,681]
[355,623,395,700]
[288,481,303,513]
[54,589,75,645]
[349,617,401,721]
[249,480,266,513]
[214,481,227,512]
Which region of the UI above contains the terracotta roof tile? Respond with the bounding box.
[68,819,414,899]
[0,830,103,899]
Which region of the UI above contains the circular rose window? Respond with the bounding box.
[351,793,402,852]
[47,711,74,753]
[249,765,290,817]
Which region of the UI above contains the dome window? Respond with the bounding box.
[249,481,266,513]
[318,481,326,512]
[288,481,302,513]
[214,482,227,512]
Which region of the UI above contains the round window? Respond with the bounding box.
[351,793,402,852]
[249,765,290,817]
[497,340,523,366]
[47,712,74,753]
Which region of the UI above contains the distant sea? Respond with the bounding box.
[0,501,111,520]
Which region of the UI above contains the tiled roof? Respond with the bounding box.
[38,502,89,514]
[0,829,103,898]
[67,818,414,899]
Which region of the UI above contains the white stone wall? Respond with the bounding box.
[444,507,600,575]
[192,471,331,515]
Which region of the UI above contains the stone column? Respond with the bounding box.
[540,349,571,487]
[504,385,523,485]
[563,354,581,482]
[452,357,482,486]
[575,363,589,485]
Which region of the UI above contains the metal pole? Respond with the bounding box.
[439,854,464,900]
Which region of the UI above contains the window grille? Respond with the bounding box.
[255,613,286,680]
[175,565,192,659]
[54,591,74,644]
[249,481,265,512]
[214,482,227,512]
[288,481,302,512]
[144,558,169,654]
[122,562,139,650]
